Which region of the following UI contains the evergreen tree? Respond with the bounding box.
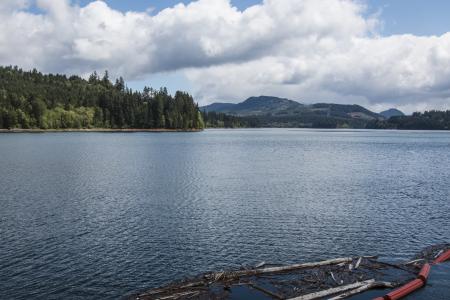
[88,71,99,84]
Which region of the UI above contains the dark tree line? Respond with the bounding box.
[0,66,204,129]
[366,111,450,130]
[201,111,251,128]
[201,111,370,129]
[203,109,450,130]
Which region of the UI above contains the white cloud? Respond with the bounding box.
[0,0,30,12]
[0,0,449,112]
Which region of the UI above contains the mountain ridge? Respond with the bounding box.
[202,96,303,116]
[201,96,384,120]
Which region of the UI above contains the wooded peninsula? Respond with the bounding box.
[0,66,204,130]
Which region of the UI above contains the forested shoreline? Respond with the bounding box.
[0,66,204,130]
[366,111,450,130]
[203,110,450,130]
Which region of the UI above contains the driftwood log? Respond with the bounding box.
[328,281,396,300]
[288,280,377,300]
[205,257,370,281]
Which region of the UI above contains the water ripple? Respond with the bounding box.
[0,130,449,299]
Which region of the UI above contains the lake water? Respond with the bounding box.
[0,129,449,299]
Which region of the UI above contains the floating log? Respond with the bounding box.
[205,257,357,280]
[328,281,396,300]
[404,259,425,265]
[288,280,376,300]
[354,257,362,269]
[434,250,444,259]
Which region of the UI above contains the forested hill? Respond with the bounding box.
[201,96,384,128]
[0,66,204,130]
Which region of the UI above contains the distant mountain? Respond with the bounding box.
[203,96,381,117]
[201,96,303,116]
[201,96,385,128]
[380,108,405,119]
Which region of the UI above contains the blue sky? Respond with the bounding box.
[369,0,450,36]
[73,0,260,13]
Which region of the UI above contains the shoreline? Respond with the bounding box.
[0,128,203,133]
[1,128,449,133]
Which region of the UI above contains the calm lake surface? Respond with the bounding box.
[1,129,449,299]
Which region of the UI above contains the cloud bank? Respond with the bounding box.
[0,0,450,112]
